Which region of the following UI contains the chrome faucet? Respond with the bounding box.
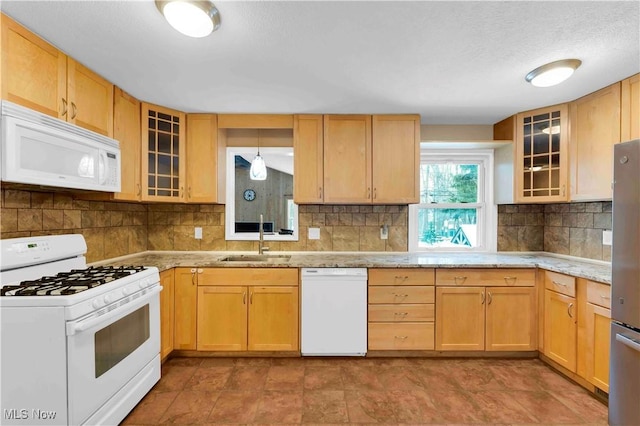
[258,214,269,255]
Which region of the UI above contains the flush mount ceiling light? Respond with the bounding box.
[525,59,582,87]
[156,0,220,38]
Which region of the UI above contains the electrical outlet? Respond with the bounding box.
[602,230,612,246]
[194,227,203,240]
[380,224,389,240]
[308,228,320,240]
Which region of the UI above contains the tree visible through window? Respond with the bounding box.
[409,151,494,251]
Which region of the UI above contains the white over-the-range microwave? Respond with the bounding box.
[0,100,121,192]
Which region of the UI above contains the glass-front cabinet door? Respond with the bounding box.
[515,104,569,203]
[141,103,186,202]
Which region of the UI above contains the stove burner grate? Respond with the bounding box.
[1,265,148,296]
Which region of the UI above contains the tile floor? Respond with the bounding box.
[121,357,608,425]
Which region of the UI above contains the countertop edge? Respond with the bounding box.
[91,251,612,285]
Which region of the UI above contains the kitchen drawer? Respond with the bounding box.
[199,268,299,286]
[368,286,434,304]
[368,322,435,350]
[368,304,434,322]
[586,280,611,309]
[369,268,435,286]
[436,268,535,287]
[544,270,576,297]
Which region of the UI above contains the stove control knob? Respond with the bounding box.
[122,287,132,296]
[92,299,102,309]
[103,294,113,304]
[138,282,146,289]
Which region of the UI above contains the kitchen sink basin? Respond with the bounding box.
[219,254,292,263]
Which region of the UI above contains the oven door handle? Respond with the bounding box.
[66,286,162,336]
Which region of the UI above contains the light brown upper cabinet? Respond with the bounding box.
[1,14,113,137]
[316,114,420,204]
[372,115,420,204]
[323,115,373,203]
[621,73,640,141]
[569,83,621,201]
[186,114,219,203]
[293,115,324,203]
[515,104,569,203]
[113,88,141,201]
[141,103,187,202]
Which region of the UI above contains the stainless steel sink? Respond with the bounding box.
[219,254,291,263]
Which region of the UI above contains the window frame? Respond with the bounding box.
[408,148,496,252]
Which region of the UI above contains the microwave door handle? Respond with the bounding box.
[98,151,108,185]
[66,286,162,336]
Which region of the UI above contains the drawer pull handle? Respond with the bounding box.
[552,280,568,287]
[454,276,467,284]
[600,295,611,300]
[568,302,574,318]
[394,335,408,340]
[504,276,517,283]
[394,312,409,316]
[394,275,409,280]
[394,293,409,298]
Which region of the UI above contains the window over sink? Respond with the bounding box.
[225,147,299,241]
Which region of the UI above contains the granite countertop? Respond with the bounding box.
[93,251,612,284]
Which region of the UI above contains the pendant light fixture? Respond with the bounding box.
[156,0,221,38]
[525,59,582,87]
[250,141,267,181]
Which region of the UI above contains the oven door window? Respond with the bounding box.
[94,305,150,378]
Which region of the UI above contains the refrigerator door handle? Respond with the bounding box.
[616,333,640,352]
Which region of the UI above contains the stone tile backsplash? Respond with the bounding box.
[1,189,148,263]
[1,188,610,263]
[146,204,408,252]
[497,201,612,261]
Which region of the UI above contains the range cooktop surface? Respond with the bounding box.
[0,266,148,296]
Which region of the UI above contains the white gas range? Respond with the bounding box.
[0,234,161,426]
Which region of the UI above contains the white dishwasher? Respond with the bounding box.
[301,268,367,356]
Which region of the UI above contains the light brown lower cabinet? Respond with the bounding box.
[196,268,299,352]
[159,269,174,359]
[544,289,577,371]
[174,268,198,350]
[367,268,435,350]
[436,286,536,351]
[197,285,299,351]
[577,279,611,392]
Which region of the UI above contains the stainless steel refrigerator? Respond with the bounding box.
[610,138,640,426]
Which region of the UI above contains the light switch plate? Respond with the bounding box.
[602,230,612,246]
[194,227,203,240]
[308,228,320,240]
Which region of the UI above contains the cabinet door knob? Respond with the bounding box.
[188,186,192,199]
[243,291,246,304]
[70,102,77,119]
[568,302,574,318]
[319,187,323,199]
[487,291,493,305]
[367,188,371,199]
[61,98,68,116]
[136,183,141,197]
[480,291,485,304]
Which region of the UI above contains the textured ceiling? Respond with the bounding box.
[2,1,639,124]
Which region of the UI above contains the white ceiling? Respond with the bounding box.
[2,1,639,124]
